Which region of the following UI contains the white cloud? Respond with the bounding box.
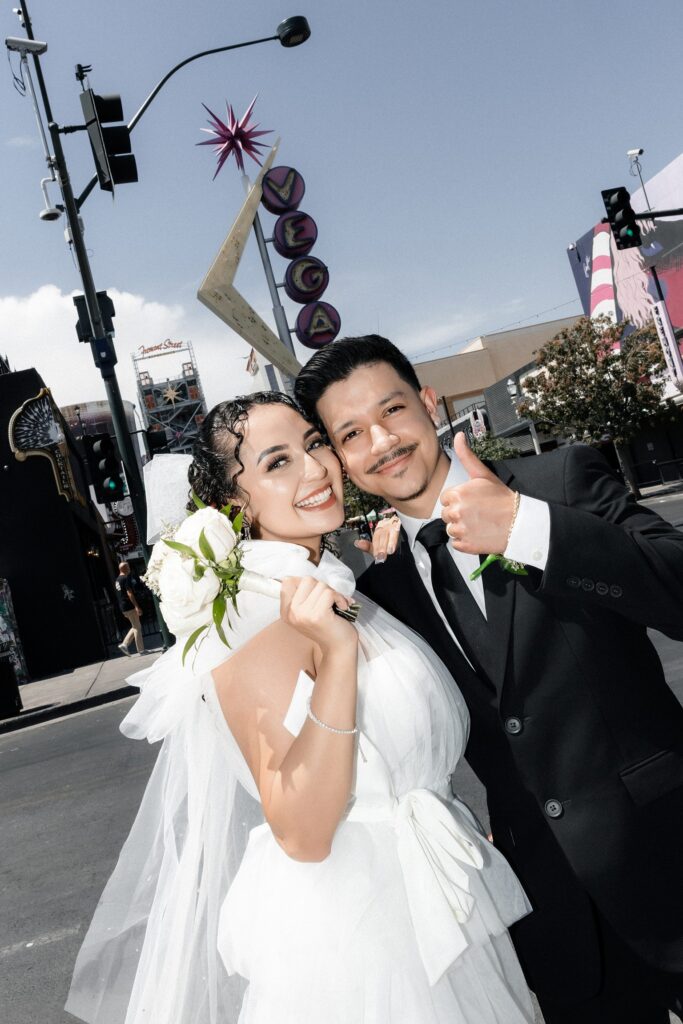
[0,284,268,415]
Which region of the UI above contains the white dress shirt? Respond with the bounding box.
[397,451,550,656]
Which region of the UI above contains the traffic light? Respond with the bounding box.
[84,433,126,504]
[79,89,138,194]
[601,187,642,250]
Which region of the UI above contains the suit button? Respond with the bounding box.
[544,799,564,819]
[596,581,609,596]
[566,576,580,588]
[505,716,523,735]
[581,578,595,592]
[610,584,623,598]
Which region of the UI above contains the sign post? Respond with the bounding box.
[652,299,683,387]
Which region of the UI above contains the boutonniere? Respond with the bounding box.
[469,554,528,581]
[469,490,528,581]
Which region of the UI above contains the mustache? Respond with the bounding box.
[367,444,418,474]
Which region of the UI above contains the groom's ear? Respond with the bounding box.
[419,386,441,428]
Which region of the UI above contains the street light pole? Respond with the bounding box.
[10,3,309,647]
[506,376,542,455]
[15,2,157,611]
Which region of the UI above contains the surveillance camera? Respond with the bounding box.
[40,206,62,222]
[627,148,644,158]
[567,243,576,251]
[39,180,61,221]
[5,36,47,54]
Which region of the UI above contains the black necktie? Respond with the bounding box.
[416,519,494,682]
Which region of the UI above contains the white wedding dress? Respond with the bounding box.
[66,541,534,1024]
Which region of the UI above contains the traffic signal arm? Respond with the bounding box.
[632,207,683,220]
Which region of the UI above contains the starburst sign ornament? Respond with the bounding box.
[197,95,272,177]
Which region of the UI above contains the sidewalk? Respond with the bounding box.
[0,647,165,734]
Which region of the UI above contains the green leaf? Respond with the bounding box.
[182,624,209,666]
[219,501,232,517]
[212,594,229,648]
[198,528,215,562]
[164,539,198,558]
[191,490,206,510]
[232,507,245,535]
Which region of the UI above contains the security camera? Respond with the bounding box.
[40,206,61,222]
[5,36,47,55]
[627,148,644,158]
[39,179,62,222]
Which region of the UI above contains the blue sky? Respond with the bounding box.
[2,0,683,412]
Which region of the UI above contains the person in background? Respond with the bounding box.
[115,561,144,657]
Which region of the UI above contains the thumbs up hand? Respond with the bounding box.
[439,432,517,556]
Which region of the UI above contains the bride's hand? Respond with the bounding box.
[354,515,401,564]
[280,577,357,654]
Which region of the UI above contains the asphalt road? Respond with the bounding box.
[0,701,159,1024]
[2,488,682,1024]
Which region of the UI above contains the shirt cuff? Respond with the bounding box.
[503,495,550,570]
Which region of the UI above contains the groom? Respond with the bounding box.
[295,335,683,1024]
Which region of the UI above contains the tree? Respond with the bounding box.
[517,316,674,495]
[343,476,379,522]
[469,434,522,461]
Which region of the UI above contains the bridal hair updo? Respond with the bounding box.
[187,392,304,516]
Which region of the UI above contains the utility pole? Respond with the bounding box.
[9,5,310,649]
[13,0,170,645]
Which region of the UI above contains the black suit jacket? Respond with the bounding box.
[357,444,683,997]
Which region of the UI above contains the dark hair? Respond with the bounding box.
[294,335,421,423]
[187,391,304,514]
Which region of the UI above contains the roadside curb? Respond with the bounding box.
[0,685,139,735]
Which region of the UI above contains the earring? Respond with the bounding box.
[241,519,252,541]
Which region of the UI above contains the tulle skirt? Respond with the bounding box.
[218,803,534,1024]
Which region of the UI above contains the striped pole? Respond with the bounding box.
[589,223,617,322]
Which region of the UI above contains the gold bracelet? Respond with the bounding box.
[506,491,521,549]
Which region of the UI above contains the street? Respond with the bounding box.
[0,701,158,1024]
[1,489,682,1024]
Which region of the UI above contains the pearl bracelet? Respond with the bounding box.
[306,697,358,735]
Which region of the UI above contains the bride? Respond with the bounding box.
[66,391,535,1024]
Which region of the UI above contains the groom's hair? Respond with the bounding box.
[294,335,421,423]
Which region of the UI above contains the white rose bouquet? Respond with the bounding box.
[144,495,359,664]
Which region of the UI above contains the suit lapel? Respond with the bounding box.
[481,559,516,690]
[476,459,520,689]
[363,530,485,692]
